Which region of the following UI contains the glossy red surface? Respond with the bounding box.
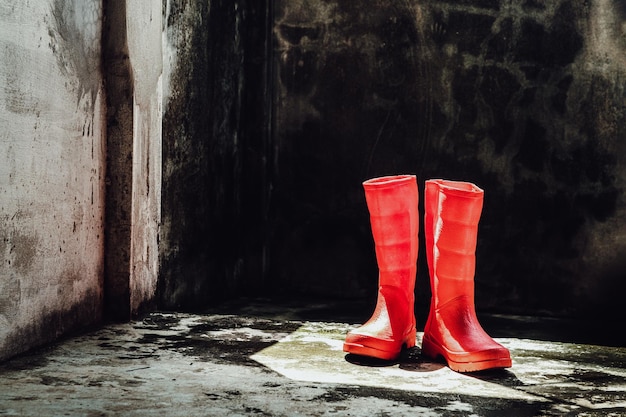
[422,179,511,372]
[344,175,419,360]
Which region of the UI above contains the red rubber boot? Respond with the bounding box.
[422,179,512,372]
[343,175,418,360]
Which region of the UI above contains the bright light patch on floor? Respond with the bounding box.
[251,322,545,402]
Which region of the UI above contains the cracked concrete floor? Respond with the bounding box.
[0,300,625,416]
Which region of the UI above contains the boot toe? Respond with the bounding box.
[344,327,416,361]
[344,330,397,359]
[422,333,511,372]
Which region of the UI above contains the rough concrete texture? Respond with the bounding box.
[269,0,626,321]
[156,0,626,324]
[0,304,624,416]
[0,0,105,360]
[102,0,134,321]
[126,0,162,316]
[159,0,215,311]
[102,0,162,321]
[159,0,272,310]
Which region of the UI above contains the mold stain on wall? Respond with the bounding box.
[0,230,21,337]
[0,219,38,342]
[268,0,626,320]
[47,0,102,123]
[159,0,273,309]
[0,0,106,360]
[271,0,438,301]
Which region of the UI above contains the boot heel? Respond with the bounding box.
[344,175,419,361]
[420,333,440,359]
[404,328,417,349]
[423,179,512,372]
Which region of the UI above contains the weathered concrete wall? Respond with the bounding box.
[102,0,133,320]
[270,0,626,320]
[159,0,272,310]
[153,0,626,323]
[159,0,212,311]
[0,0,105,360]
[103,0,162,320]
[126,0,162,315]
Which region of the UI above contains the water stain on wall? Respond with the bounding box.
[2,45,42,116]
[271,0,434,300]
[160,0,273,309]
[47,0,102,114]
[9,233,38,276]
[0,273,21,323]
[0,287,100,360]
[0,229,26,327]
[156,0,626,320]
[269,0,626,319]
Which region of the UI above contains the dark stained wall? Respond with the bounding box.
[0,0,106,361]
[159,0,626,322]
[103,0,133,321]
[269,0,626,321]
[159,0,272,310]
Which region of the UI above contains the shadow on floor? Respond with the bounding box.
[1,298,624,416]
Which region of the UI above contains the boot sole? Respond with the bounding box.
[421,334,512,373]
[343,329,416,361]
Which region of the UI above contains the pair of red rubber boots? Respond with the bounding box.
[343,175,512,372]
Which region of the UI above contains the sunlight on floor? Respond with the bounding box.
[251,321,626,408]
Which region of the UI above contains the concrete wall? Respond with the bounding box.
[159,0,272,310]
[0,0,105,360]
[103,0,162,321]
[156,0,626,323]
[0,0,162,360]
[3,0,621,362]
[270,0,626,321]
[126,0,162,316]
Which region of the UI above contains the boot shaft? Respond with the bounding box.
[363,175,419,287]
[342,175,419,360]
[425,179,483,308]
